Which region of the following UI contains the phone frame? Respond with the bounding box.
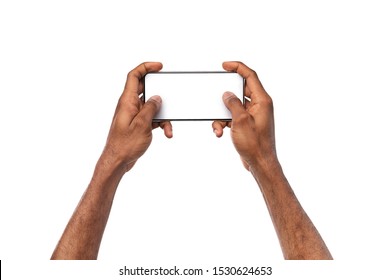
[144,71,245,121]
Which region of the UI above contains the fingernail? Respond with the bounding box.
[149,95,162,104]
[223,91,235,99]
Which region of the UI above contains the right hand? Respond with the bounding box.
[102,62,172,173]
[212,61,277,171]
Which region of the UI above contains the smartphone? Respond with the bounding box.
[144,72,244,121]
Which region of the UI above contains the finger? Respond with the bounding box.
[160,121,173,138]
[124,62,163,99]
[133,95,162,127]
[115,62,162,120]
[222,61,268,103]
[222,91,247,120]
[212,121,228,137]
[152,121,173,138]
[114,101,141,128]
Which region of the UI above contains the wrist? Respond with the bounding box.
[91,150,133,192]
[250,162,280,179]
[247,150,280,173]
[248,154,285,189]
[99,145,137,176]
[96,151,133,178]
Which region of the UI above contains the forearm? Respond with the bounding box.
[250,156,332,260]
[51,155,126,260]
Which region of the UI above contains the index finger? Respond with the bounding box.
[123,62,163,99]
[222,61,268,103]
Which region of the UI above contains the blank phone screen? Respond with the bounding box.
[144,72,244,121]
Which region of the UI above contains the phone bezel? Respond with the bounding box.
[144,71,245,121]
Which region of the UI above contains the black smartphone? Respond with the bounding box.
[144,72,244,121]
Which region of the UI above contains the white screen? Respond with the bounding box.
[144,72,244,120]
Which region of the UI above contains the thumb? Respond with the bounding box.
[223,91,245,119]
[136,95,162,123]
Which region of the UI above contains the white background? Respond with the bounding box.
[1,0,389,278]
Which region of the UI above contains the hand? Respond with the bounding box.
[102,62,172,172]
[212,61,276,170]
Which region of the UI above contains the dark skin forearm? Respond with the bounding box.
[51,155,125,260]
[250,156,333,260]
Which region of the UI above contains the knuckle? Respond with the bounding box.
[249,69,258,79]
[226,95,239,105]
[235,112,252,124]
[127,63,146,80]
[117,98,139,116]
[263,95,273,108]
[127,70,134,80]
[118,95,127,105]
[140,101,158,118]
[132,115,147,130]
[234,60,244,66]
[118,96,134,109]
[146,99,159,110]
